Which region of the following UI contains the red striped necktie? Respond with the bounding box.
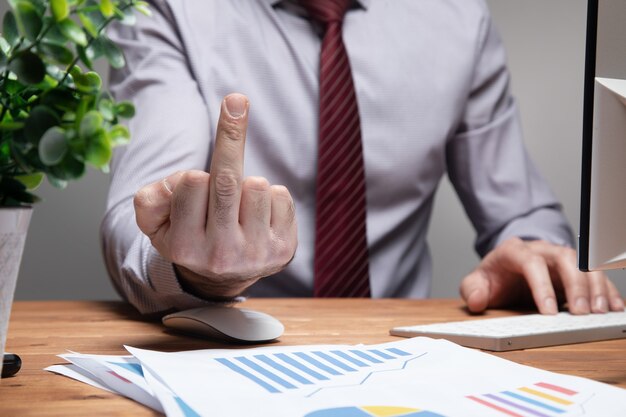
[302,0,371,298]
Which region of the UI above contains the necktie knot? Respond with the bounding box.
[300,0,353,24]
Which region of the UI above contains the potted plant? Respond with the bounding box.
[0,0,147,378]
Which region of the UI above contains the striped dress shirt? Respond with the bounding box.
[101,0,574,314]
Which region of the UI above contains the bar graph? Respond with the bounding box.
[467,382,583,417]
[214,346,423,395]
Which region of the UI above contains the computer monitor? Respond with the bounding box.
[579,0,626,271]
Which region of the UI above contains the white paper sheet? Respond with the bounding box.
[48,338,626,417]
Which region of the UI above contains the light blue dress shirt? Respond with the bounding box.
[101,0,574,314]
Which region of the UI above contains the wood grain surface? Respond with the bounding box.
[1,299,625,416]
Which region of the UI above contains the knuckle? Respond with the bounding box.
[523,254,546,272]
[219,118,245,143]
[179,170,209,189]
[505,237,523,247]
[271,185,296,221]
[278,242,296,265]
[561,246,577,263]
[213,170,241,199]
[286,200,296,224]
[272,233,297,265]
[243,176,270,192]
[271,184,290,197]
[133,188,154,210]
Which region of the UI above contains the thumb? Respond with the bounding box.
[460,270,491,313]
[134,171,184,238]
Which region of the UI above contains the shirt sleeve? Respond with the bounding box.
[100,2,217,314]
[445,6,575,257]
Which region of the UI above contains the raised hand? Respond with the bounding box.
[133,94,298,299]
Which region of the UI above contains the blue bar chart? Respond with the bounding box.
[214,346,421,395]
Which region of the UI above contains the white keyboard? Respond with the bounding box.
[390,311,626,351]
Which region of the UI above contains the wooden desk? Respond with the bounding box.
[1,299,625,416]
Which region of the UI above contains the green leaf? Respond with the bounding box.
[0,36,10,56]
[45,63,65,81]
[76,44,93,69]
[79,110,102,138]
[0,47,7,72]
[114,101,134,118]
[4,78,24,95]
[39,42,74,65]
[100,35,125,68]
[99,0,114,17]
[49,153,85,180]
[15,0,46,16]
[8,51,46,84]
[0,121,24,130]
[114,6,136,26]
[42,89,79,112]
[51,0,69,22]
[14,172,44,190]
[135,1,152,17]
[69,63,82,78]
[46,175,67,189]
[78,12,98,38]
[76,37,105,70]
[3,11,19,46]
[24,105,59,144]
[74,93,92,124]
[42,18,67,45]
[73,71,101,92]
[38,126,67,165]
[12,0,42,42]
[85,128,111,168]
[33,74,59,90]
[98,98,114,121]
[109,124,130,145]
[58,18,87,46]
[78,3,106,36]
[87,35,105,58]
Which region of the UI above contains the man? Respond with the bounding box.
[101,0,624,315]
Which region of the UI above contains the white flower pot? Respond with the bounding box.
[0,207,32,379]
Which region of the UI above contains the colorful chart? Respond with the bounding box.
[304,406,446,417]
[215,346,419,394]
[467,381,581,417]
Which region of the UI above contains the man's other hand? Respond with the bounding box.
[133,93,298,299]
[460,237,625,314]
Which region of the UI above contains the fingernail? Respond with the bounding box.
[543,297,558,315]
[594,296,608,313]
[575,297,590,314]
[224,94,248,119]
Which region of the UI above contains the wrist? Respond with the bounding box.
[174,264,254,301]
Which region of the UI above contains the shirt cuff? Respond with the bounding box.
[490,207,575,251]
[145,242,244,309]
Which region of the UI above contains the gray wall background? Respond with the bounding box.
[12,0,626,301]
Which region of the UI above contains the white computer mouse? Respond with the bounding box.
[162,305,284,343]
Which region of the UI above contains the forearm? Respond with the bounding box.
[102,10,214,313]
